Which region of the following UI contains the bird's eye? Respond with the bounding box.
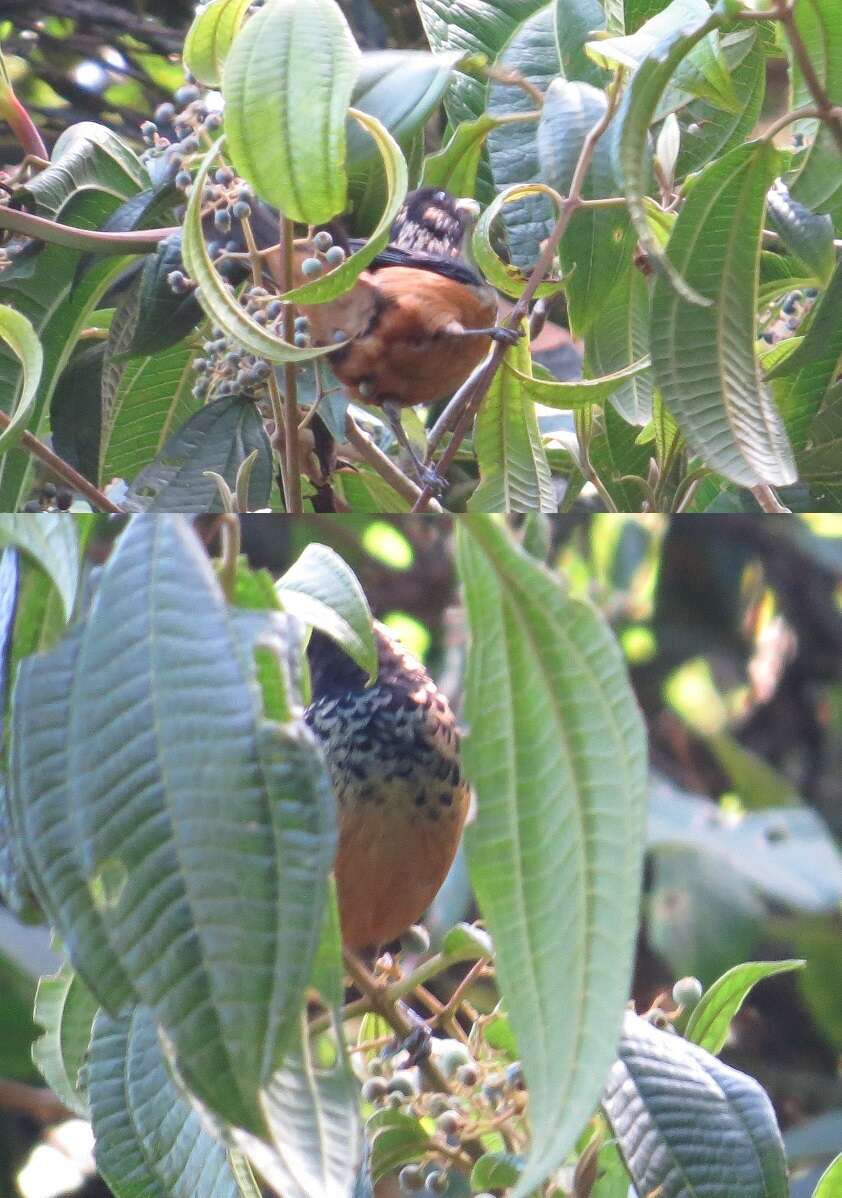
[433,190,447,204]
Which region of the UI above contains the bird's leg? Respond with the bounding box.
[441,319,523,347]
[382,402,446,494]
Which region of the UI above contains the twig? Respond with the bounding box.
[344,415,443,513]
[411,74,626,512]
[217,514,240,600]
[0,205,175,252]
[774,0,842,154]
[0,409,122,511]
[278,216,302,513]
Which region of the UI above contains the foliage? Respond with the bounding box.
[0,512,841,1196]
[0,0,841,512]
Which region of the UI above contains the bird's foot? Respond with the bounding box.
[488,324,523,347]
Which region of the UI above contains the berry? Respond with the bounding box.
[232,200,251,219]
[154,102,175,125]
[41,482,57,499]
[399,1164,424,1192]
[388,1072,416,1097]
[23,500,42,513]
[361,1077,387,1103]
[204,112,223,131]
[294,315,310,332]
[438,1043,470,1077]
[175,84,200,105]
[56,489,73,511]
[425,1171,448,1194]
[455,1063,478,1087]
[672,976,704,1009]
[427,1094,449,1117]
[267,300,283,319]
[214,208,232,233]
[313,230,333,251]
[301,256,323,279]
[506,1061,524,1090]
[294,333,310,348]
[324,244,346,267]
[140,120,157,141]
[436,1110,459,1136]
[175,170,192,191]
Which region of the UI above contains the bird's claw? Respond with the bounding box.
[489,325,523,347]
[418,464,447,495]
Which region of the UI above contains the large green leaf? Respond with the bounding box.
[100,282,200,486]
[0,306,43,456]
[611,2,724,302]
[32,963,98,1118]
[799,382,842,507]
[651,141,796,487]
[276,543,377,682]
[235,1012,362,1198]
[604,1011,788,1198]
[0,516,79,621]
[787,0,842,232]
[122,395,272,513]
[766,179,835,287]
[585,266,654,425]
[814,1154,842,1198]
[14,518,336,1134]
[89,1004,256,1198]
[469,331,555,512]
[555,0,609,88]
[421,114,503,196]
[503,355,652,411]
[536,78,634,337]
[18,122,148,220]
[184,0,252,87]
[223,0,360,223]
[10,624,137,1011]
[684,960,806,1056]
[455,517,648,1197]
[486,4,559,269]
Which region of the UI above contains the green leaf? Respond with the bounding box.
[455,517,648,1198]
[348,50,461,172]
[10,624,137,1011]
[604,1011,788,1198]
[416,0,549,131]
[184,0,252,87]
[468,328,555,512]
[675,26,768,179]
[813,1153,842,1198]
[14,518,336,1133]
[651,140,796,487]
[787,0,842,232]
[18,122,147,219]
[235,1011,362,1198]
[100,282,200,486]
[50,342,105,485]
[684,959,806,1056]
[89,1004,254,1198]
[276,542,377,682]
[485,4,560,268]
[536,78,634,336]
[122,395,272,513]
[471,1152,522,1191]
[767,180,836,287]
[611,3,724,304]
[223,0,359,223]
[800,382,842,506]
[585,267,654,424]
[767,258,842,453]
[472,182,566,299]
[555,0,609,88]
[505,356,652,410]
[421,114,502,196]
[32,963,97,1118]
[0,306,42,456]
[0,515,79,621]
[441,922,493,961]
[366,1109,429,1182]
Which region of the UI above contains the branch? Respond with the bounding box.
[344,415,443,513]
[774,0,842,154]
[0,205,175,252]
[0,409,123,512]
[411,73,626,512]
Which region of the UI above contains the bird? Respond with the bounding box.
[268,188,521,481]
[304,620,469,950]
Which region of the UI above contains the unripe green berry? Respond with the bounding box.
[672,976,704,1009]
